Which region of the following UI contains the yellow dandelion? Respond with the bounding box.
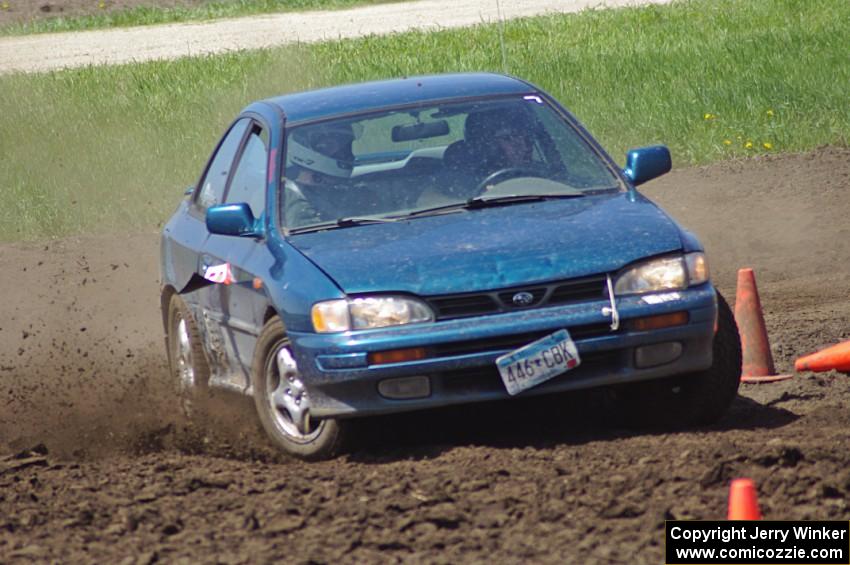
[723,139,732,146]
[703,113,715,120]
[763,142,773,150]
[744,141,754,149]
[766,109,775,117]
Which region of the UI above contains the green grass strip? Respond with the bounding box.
[1,0,848,241]
[0,0,399,36]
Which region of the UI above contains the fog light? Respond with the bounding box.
[634,342,683,368]
[368,347,427,365]
[377,376,431,399]
[631,311,689,331]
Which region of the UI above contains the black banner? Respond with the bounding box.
[666,521,850,564]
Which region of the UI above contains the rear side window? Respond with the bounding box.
[196,119,250,211]
[225,126,269,218]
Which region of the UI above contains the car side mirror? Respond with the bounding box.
[206,203,260,237]
[623,145,672,186]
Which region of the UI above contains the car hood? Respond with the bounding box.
[287,192,685,296]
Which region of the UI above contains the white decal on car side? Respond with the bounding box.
[203,263,234,285]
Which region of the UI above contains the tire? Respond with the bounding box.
[252,316,348,461]
[166,294,211,419]
[619,290,742,428]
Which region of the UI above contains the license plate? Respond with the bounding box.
[496,329,581,396]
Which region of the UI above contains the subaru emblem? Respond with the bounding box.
[512,292,534,306]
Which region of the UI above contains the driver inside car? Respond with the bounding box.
[283,123,356,228]
[492,124,536,168]
[418,108,544,206]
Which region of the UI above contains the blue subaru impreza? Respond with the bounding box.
[160,73,741,460]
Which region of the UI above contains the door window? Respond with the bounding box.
[196,118,250,211]
[225,126,269,218]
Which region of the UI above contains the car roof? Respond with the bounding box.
[258,73,537,124]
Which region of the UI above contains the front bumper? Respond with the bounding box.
[287,285,717,419]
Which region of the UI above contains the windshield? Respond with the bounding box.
[281,95,621,232]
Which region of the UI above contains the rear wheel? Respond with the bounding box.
[619,291,742,428]
[166,294,211,419]
[252,316,348,460]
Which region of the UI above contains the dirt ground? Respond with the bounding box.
[1,147,849,563]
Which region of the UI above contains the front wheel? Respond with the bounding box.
[252,317,348,460]
[619,291,742,428]
[166,294,211,419]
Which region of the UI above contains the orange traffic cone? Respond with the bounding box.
[728,478,762,520]
[734,268,792,383]
[795,340,850,373]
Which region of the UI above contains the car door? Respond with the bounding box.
[200,121,272,391]
[164,118,251,385]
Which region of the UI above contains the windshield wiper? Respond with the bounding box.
[466,192,585,207]
[335,216,400,226]
[288,216,399,235]
[401,202,470,217]
[398,192,586,220]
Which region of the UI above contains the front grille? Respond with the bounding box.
[428,294,499,319]
[427,274,608,321]
[432,323,614,358]
[549,276,609,304]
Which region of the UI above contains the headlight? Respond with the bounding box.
[614,253,709,295]
[349,297,434,330]
[311,296,434,333]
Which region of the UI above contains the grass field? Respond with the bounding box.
[0,0,398,36]
[1,0,848,241]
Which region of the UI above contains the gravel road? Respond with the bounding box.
[0,0,673,74]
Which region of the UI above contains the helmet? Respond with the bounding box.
[465,106,533,145]
[287,122,355,179]
[456,106,536,169]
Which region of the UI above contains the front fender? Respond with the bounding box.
[262,238,345,333]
